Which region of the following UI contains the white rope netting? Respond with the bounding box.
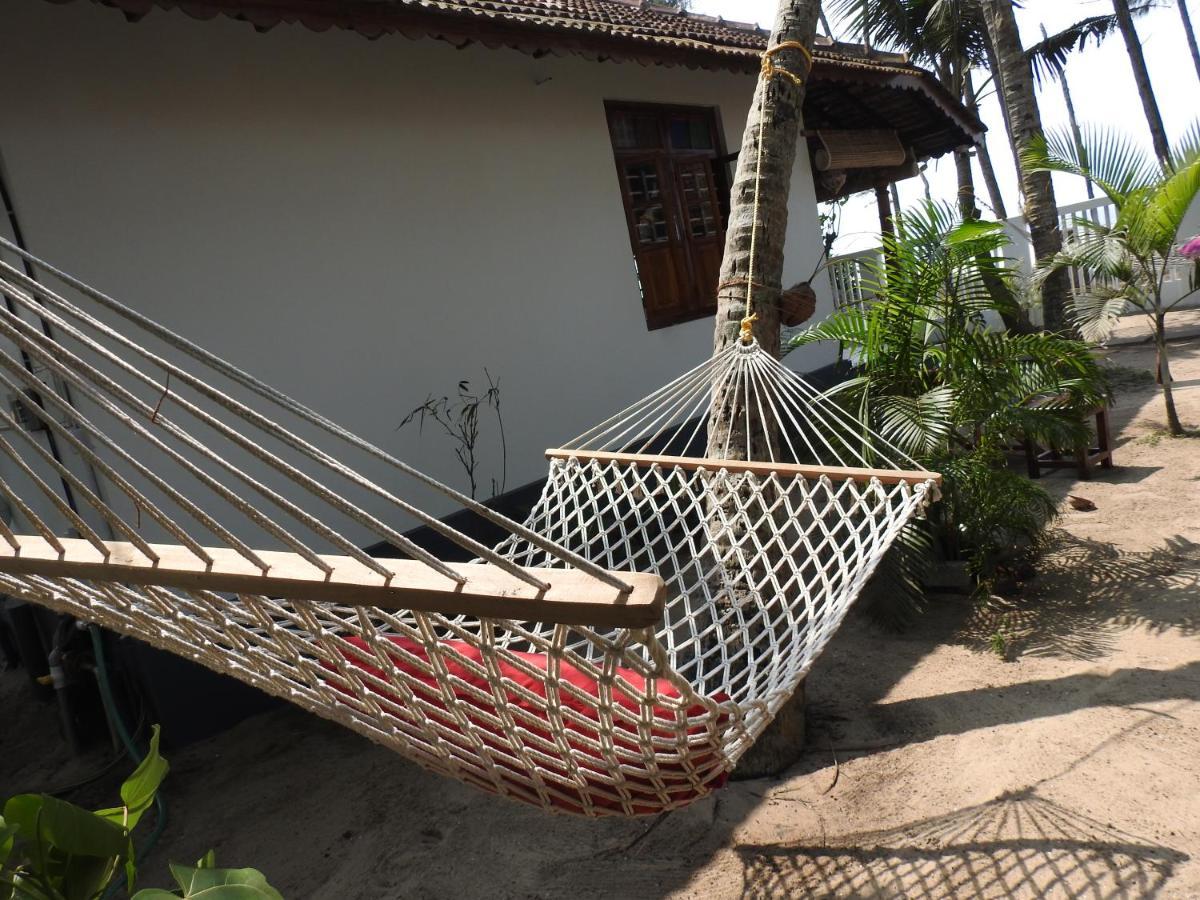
[0,236,936,817]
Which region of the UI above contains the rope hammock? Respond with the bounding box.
[0,42,939,817]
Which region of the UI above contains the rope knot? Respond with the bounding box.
[740,313,759,344]
[760,40,812,88]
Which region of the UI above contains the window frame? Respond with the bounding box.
[604,101,732,331]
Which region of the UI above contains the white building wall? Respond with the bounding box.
[1181,194,1200,247]
[0,1,836,536]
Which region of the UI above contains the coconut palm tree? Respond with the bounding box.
[835,0,1130,331]
[830,0,1006,218]
[1112,0,1171,164]
[1026,125,1200,435]
[979,0,1073,333]
[1179,0,1200,82]
[710,3,819,360]
[708,0,822,778]
[1025,2,1169,165]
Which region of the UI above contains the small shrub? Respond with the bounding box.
[791,202,1109,624]
[399,370,507,500]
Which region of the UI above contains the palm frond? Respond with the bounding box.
[1027,14,1118,84]
[874,387,957,457]
[1023,125,1159,203]
[800,197,1107,589]
[1070,290,1138,342]
[1060,228,1137,281]
[1026,3,1159,84]
[788,306,871,350]
[1127,156,1200,256]
[1169,120,1200,171]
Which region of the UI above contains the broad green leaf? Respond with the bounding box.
[2,797,44,841]
[117,726,169,831]
[130,891,178,899]
[946,218,1003,245]
[168,864,283,900]
[176,888,276,900]
[0,816,17,870]
[58,853,115,900]
[37,797,127,860]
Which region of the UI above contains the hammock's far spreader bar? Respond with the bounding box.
[545,449,942,487]
[0,537,667,628]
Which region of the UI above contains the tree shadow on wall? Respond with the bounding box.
[738,789,1186,899]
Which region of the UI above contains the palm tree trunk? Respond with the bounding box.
[940,57,980,221]
[709,0,821,778]
[1156,312,1185,435]
[981,0,1073,334]
[710,8,818,361]
[965,70,1008,219]
[982,31,1024,186]
[1179,0,1200,84]
[1042,24,1095,200]
[955,149,980,220]
[876,183,896,236]
[1112,0,1172,165]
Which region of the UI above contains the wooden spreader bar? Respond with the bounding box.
[547,449,942,487]
[0,537,667,629]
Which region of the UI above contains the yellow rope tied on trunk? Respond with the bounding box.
[742,40,813,344]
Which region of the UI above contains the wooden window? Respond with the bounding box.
[606,103,729,330]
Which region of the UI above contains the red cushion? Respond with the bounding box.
[322,635,728,814]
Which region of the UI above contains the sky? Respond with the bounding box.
[689,0,1200,253]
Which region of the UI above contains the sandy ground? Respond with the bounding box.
[2,312,1198,899]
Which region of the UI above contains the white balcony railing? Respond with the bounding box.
[826,197,1197,314]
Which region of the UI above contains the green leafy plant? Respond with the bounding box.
[789,201,1109,620]
[1,728,279,900]
[1025,123,1200,436]
[989,613,1014,660]
[131,852,282,900]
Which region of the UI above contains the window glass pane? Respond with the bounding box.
[635,205,669,244]
[624,162,661,203]
[612,112,661,150]
[680,166,717,237]
[669,116,714,150]
[689,202,717,237]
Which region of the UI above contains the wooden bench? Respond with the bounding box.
[1021,404,1115,480]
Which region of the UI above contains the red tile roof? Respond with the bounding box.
[387,0,773,55]
[52,0,907,72]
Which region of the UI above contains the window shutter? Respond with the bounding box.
[607,103,729,330]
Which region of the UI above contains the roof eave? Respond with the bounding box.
[44,0,986,150]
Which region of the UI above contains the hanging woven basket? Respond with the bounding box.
[779,281,817,327]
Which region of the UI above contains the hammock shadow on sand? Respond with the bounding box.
[738,789,1186,899]
[958,531,1200,661]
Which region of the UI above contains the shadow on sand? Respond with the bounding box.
[960,532,1199,661]
[738,788,1186,899]
[526,531,1198,899]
